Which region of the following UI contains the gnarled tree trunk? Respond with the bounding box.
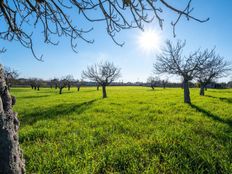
[102,85,107,98]
[0,65,25,174]
[183,79,191,103]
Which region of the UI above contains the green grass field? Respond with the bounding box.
[11,87,232,173]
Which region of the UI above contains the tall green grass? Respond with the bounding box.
[12,87,232,173]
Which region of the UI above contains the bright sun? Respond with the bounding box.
[137,29,161,53]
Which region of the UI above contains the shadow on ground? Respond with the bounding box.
[20,99,99,125]
[17,95,50,99]
[189,103,232,127]
[205,95,232,104]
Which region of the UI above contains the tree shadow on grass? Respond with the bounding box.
[208,90,232,94]
[20,99,99,125]
[189,104,232,127]
[205,95,232,104]
[17,95,50,99]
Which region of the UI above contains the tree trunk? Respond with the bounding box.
[68,86,70,91]
[200,85,205,96]
[59,88,62,94]
[102,86,107,98]
[37,86,40,91]
[183,80,191,104]
[0,65,25,174]
[97,86,99,91]
[77,87,80,91]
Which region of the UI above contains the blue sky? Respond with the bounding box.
[0,0,232,82]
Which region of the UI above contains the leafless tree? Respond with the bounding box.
[147,76,160,90]
[28,78,36,90]
[154,40,209,103]
[57,78,68,94]
[162,79,169,89]
[82,61,121,98]
[51,78,59,89]
[35,79,43,91]
[76,79,84,92]
[4,67,19,90]
[65,75,74,91]
[196,49,231,96]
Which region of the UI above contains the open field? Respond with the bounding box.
[12,87,232,173]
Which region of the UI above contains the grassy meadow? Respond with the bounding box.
[11,87,232,173]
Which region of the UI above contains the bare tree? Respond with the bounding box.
[65,75,74,91]
[58,78,68,94]
[154,40,209,103]
[4,67,19,90]
[28,78,37,90]
[82,61,121,98]
[196,49,231,96]
[76,79,84,92]
[35,79,43,91]
[147,76,160,90]
[162,79,169,89]
[51,78,59,89]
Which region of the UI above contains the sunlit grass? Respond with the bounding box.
[12,87,232,173]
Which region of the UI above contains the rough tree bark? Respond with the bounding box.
[102,86,107,98]
[0,65,25,174]
[183,79,191,103]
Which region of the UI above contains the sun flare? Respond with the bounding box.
[137,29,162,53]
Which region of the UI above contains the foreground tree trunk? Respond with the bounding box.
[0,65,25,174]
[183,79,191,103]
[102,86,107,98]
[97,85,99,91]
[77,87,80,91]
[200,85,205,96]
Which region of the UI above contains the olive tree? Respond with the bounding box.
[196,49,231,96]
[154,40,209,103]
[82,61,121,98]
[0,0,208,173]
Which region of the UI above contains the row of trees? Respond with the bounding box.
[153,40,231,103]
